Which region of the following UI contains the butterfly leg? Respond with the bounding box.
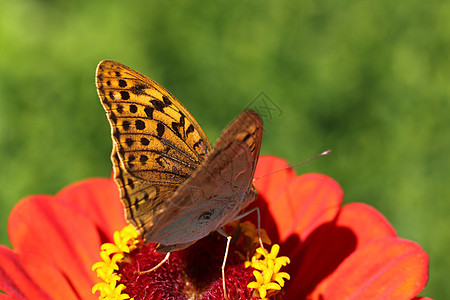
[221,235,232,300]
[137,252,171,274]
[217,227,232,299]
[231,206,266,252]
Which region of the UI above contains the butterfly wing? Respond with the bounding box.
[96,60,213,233]
[144,110,263,253]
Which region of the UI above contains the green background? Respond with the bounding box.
[0,0,448,298]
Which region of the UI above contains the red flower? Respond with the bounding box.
[253,156,430,300]
[0,155,430,299]
[0,178,125,300]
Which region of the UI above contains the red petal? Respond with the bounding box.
[318,238,429,299]
[0,246,50,299]
[254,155,296,201]
[285,210,357,299]
[0,245,84,299]
[252,156,296,239]
[337,203,397,247]
[7,196,100,299]
[268,173,343,243]
[57,178,127,239]
[289,203,400,299]
[285,202,406,299]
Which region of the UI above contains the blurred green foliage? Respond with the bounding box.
[0,0,448,297]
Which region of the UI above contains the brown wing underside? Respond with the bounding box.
[145,110,263,253]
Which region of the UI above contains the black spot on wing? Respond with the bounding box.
[120,91,130,100]
[156,122,165,137]
[119,147,125,157]
[135,120,146,130]
[144,106,154,119]
[151,99,165,111]
[171,115,186,138]
[162,96,171,106]
[129,104,138,113]
[140,155,148,164]
[110,112,117,124]
[125,138,134,147]
[118,79,127,87]
[130,83,146,95]
[193,139,204,151]
[155,156,165,167]
[134,198,140,210]
[122,120,131,131]
[127,178,135,190]
[186,124,194,136]
[242,133,251,142]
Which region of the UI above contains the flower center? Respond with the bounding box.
[92,222,289,300]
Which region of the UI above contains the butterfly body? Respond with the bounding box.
[96,60,262,253]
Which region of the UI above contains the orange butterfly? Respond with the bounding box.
[96,60,263,254]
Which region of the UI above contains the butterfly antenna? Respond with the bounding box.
[254,149,332,180]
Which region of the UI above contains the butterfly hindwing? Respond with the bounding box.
[144,111,263,252]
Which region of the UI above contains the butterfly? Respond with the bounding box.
[96,60,263,254]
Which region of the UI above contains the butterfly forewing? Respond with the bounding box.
[110,145,171,230]
[144,111,263,252]
[96,60,212,231]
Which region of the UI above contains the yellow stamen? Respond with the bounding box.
[246,244,291,300]
[92,225,139,300]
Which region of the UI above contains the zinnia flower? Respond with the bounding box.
[0,155,430,300]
